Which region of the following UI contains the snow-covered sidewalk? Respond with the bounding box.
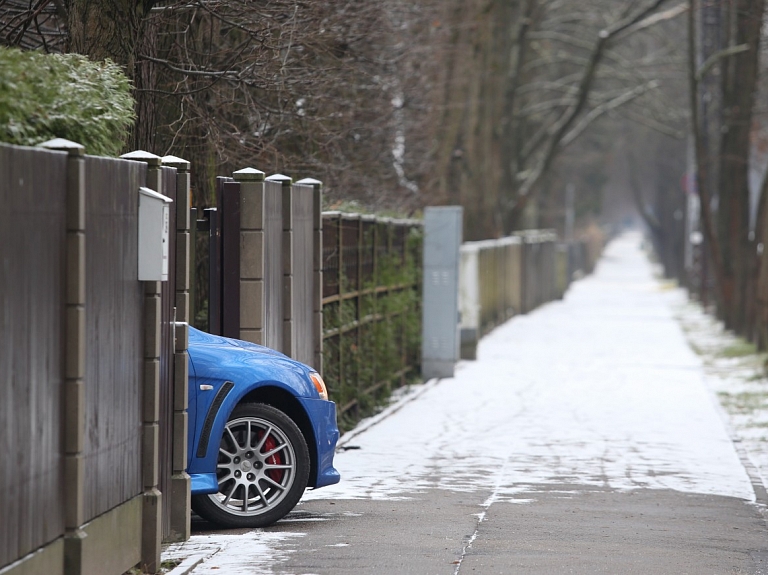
[305,231,755,503]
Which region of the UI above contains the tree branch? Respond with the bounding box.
[561,80,658,146]
[695,43,749,82]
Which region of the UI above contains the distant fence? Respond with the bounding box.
[458,230,601,359]
[1,142,190,575]
[321,213,422,421]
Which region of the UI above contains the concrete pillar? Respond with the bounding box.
[296,178,324,373]
[161,155,192,543]
[421,206,463,379]
[40,138,87,574]
[266,174,294,356]
[233,168,267,345]
[121,150,163,573]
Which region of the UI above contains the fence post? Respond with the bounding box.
[234,168,267,345]
[421,206,463,379]
[266,174,294,356]
[40,138,87,574]
[220,179,241,338]
[459,244,479,360]
[121,150,163,573]
[296,178,324,372]
[161,155,191,543]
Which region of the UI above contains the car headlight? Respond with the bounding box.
[309,372,328,401]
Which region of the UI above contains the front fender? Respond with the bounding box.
[188,376,309,476]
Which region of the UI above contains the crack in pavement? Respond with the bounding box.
[454,459,509,575]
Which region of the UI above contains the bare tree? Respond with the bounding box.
[688,0,766,334]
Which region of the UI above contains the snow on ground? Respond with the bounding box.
[163,531,304,574]
[675,294,768,495]
[304,231,755,503]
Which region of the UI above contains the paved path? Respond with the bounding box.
[167,233,768,574]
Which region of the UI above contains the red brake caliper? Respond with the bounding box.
[261,432,284,483]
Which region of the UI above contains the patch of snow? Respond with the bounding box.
[163,531,304,575]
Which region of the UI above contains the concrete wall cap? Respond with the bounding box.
[265,173,292,185]
[161,155,191,170]
[233,167,265,181]
[38,138,85,156]
[121,150,162,165]
[295,177,323,187]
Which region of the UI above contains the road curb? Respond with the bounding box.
[163,548,220,575]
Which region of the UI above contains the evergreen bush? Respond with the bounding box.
[0,47,135,156]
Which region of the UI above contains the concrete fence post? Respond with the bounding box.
[161,155,192,543]
[266,174,294,356]
[40,138,87,574]
[121,150,163,573]
[459,244,479,360]
[234,168,267,345]
[296,178,324,372]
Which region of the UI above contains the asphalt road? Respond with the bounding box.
[264,486,768,575]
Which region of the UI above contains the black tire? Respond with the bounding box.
[192,403,310,528]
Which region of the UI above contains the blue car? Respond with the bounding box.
[186,326,340,528]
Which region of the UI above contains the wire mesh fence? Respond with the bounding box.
[321,212,423,426]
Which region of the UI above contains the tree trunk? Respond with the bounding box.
[65,0,157,152]
[716,0,764,332]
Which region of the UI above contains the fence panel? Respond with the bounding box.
[292,183,315,367]
[0,145,67,568]
[220,179,241,339]
[82,156,144,522]
[264,180,284,351]
[322,213,422,423]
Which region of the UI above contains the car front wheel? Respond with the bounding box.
[192,403,310,528]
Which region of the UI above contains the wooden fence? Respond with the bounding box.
[0,142,190,575]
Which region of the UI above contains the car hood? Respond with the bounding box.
[189,326,288,358]
[187,326,319,396]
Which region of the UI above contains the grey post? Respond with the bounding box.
[121,150,163,573]
[421,206,463,379]
[266,174,294,356]
[162,155,192,543]
[40,138,87,574]
[296,178,324,373]
[234,168,267,345]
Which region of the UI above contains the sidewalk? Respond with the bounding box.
[163,232,768,574]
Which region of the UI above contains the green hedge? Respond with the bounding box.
[0,47,135,156]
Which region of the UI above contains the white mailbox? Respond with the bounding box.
[138,186,173,281]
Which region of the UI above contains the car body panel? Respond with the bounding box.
[186,326,340,494]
